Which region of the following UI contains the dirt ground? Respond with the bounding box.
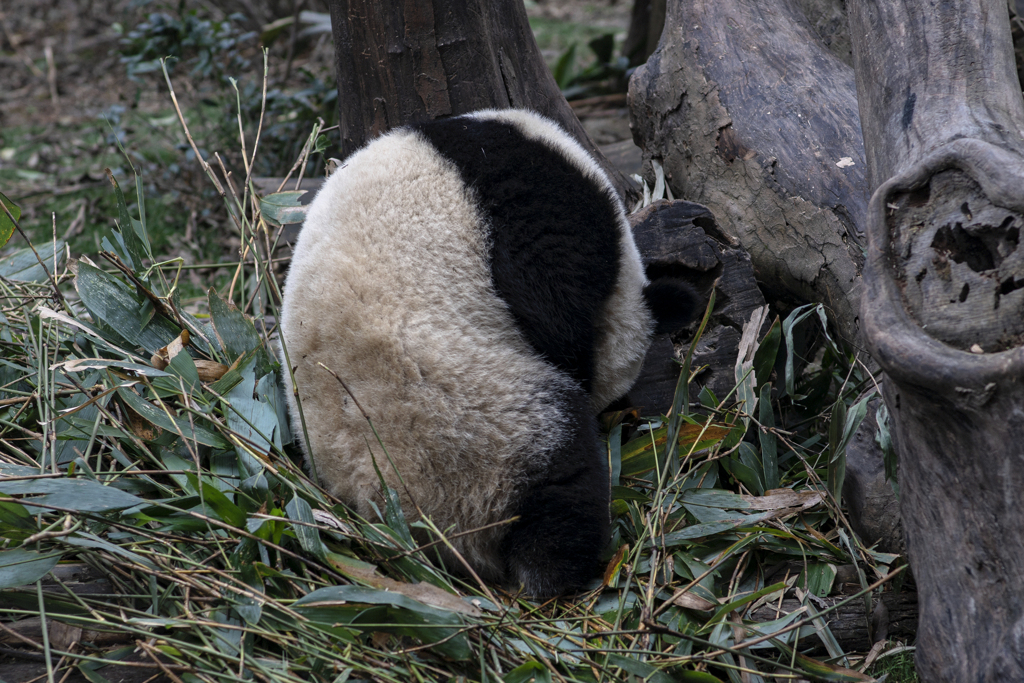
[0,0,634,244]
[0,0,632,142]
[0,0,156,129]
[0,0,341,128]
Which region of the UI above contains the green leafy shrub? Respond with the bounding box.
[117,10,255,81]
[553,32,631,99]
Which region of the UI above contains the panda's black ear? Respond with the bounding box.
[644,278,701,335]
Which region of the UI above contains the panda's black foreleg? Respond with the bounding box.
[643,277,701,334]
[500,405,610,598]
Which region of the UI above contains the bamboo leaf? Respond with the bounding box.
[655,511,773,546]
[0,239,64,282]
[0,548,61,589]
[504,661,550,683]
[223,354,281,475]
[620,423,730,477]
[75,261,180,354]
[675,672,725,683]
[106,169,148,270]
[792,652,873,681]
[164,333,201,396]
[552,43,577,88]
[116,385,229,448]
[799,562,837,597]
[735,306,769,428]
[57,357,174,377]
[606,654,675,683]
[62,531,157,570]
[77,665,114,683]
[327,552,481,616]
[829,394,869,502]
[295,584,472,660]
[608,422,622,487]
[0,497,35,530]
[259,190,308,226]
[758,382,779,490]
[0,190,20,249]
[781,303,819,399]
[188,475,245,527]
[724,443,765,495]
[702,581,787,630]
[752,315,781,392]
[209,288,260,359]
[680,489,750,510]
[285,494,327,560]
[0,476,144,513]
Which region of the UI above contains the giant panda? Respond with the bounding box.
[280,109,696,597]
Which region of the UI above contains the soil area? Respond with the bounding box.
[0,0,634,162]
[0,0,347,129]
[0,0,635,264]
[0,0,136,129]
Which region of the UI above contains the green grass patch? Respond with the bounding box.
[868,648,919,682]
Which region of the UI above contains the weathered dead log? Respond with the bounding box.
[626,200,766,415]
[0,616,131,649]
[0,659,170,683]
[1,565,121,646]
[326,0,634,199]
[748,590,918,654]
[628,0,867,345]
[849,0,1024,679]
[0,648,175,683]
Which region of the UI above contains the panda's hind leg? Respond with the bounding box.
[500,396,610,598]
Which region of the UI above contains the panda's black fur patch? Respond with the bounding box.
[414,117,622,391]
[500,388,608,597]
[643,278,702,334]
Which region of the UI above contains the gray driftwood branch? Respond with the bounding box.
[850,0,1024,679]
[629,0,867,345]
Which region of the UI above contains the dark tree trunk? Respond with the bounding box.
[850,0,1024,679]
[628,0,867,345]
[622,0,665,67]
[326,0,635,199]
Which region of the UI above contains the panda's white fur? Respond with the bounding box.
[280,109,685,596]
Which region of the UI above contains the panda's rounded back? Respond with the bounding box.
[280,109,656,595]
[280,125,582,580]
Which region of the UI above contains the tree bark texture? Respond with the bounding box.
[850,0,1024,679]
[327,0,635,199]
[628,0,867,346]
[748,589,918,654]
[626,200,767,416]
[793,0,853,67]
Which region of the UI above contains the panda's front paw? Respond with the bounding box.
[644,277,702,334]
